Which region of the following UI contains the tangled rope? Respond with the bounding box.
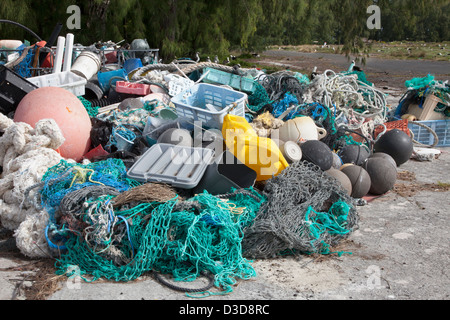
[152,269,216,294]
[409,121,440,148]
[303,70,388,133]
[59,185,121,217]
[54,188,265,296]
[112,182,179,207]
[39,158,137,222]
[257,71,308,104]
[131,62,237,81]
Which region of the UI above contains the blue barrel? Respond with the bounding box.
[97,68,128,92]
[123,58,143,75]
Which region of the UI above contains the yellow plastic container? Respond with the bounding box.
[222,114,289,181]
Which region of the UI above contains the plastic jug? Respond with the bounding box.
[222,114,289,181]
[277,116,327,143]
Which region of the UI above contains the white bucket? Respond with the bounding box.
[70,51,101,80]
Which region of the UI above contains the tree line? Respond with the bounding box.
[1,0,448,60]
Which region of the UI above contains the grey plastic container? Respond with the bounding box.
[194,150,257,195]
[127,143,214,189]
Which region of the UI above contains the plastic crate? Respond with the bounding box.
[127,143,214,189]
[27,71,87,96]
[0,65,38,115]
[164,74,195,97]
[171,83,247,129]
[374,119,411,139]
[202,67,257,93]
[406,94,446,121]
[408,119,450,147]
[115,81,150,96]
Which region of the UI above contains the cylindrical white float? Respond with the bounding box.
[63,33,74,72]
[52,36,66,73]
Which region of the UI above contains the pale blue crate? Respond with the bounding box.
[171,83,247,129]
[408,119,450,147]
[202,67,256,93]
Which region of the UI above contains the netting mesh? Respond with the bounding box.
[343,71,373,87]
[242,161,359,259]
[247,82,273,113]
[258,71,308,104]
[38,158,139,222]
[78,96,100,117]
[54,187,265,295]
[405,74,436,90]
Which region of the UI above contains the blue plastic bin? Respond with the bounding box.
[97,68,128,92]
[408,119,450,147]
[123,58,143,75]
[171,83,247,129]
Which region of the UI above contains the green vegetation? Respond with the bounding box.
[369,42,450,61]
[0,0,448,61]
[273,41,450,62]
[437,181,450,188]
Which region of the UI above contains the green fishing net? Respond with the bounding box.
[54,188,266,296]
[78,96,100,117]
[405,74,436,90]
[404,74,450,116]
[247,82,273,113]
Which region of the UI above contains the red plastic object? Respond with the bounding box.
[115,81,151,96]
[374,119,411,139]
[83,144,109,161]
[105,51,118,63]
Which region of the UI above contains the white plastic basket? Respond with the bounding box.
[171,83,247,129]
[164,74,195,97]
[27,71,87,96]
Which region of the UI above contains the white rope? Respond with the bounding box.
[0,113,71,258]
[302,70,388,143]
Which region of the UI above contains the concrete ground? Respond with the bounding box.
[1,147,449,302]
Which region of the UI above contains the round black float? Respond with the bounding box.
[341,164,371,199]
[370,152,397,169]
[363,157,397,195]
[300,140,333,171]
[326,168,353,196]
[374,129,413,166]
[338,144,371,166]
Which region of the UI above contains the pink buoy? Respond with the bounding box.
[14,87,92,162]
